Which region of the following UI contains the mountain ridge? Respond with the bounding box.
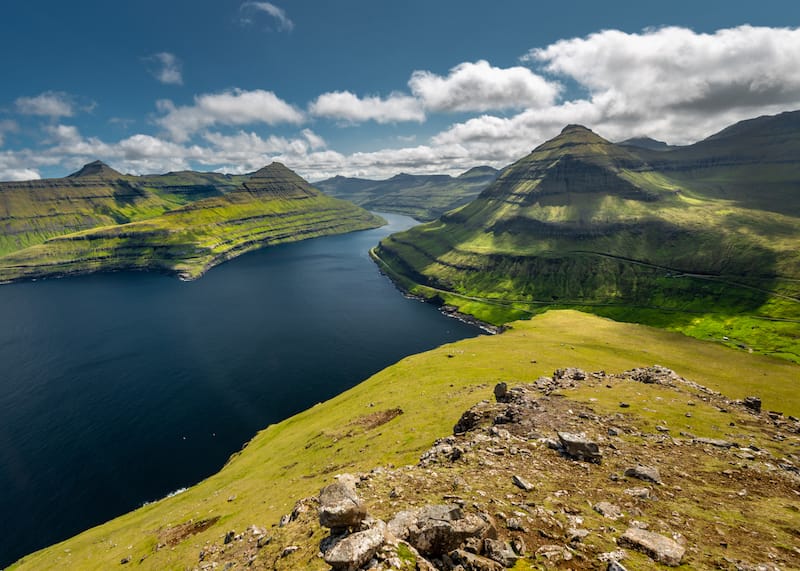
[374,110,800,361]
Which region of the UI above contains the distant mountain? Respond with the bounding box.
[315,166,499,221]
[619,136,674,151]
[374,111,800,361]
[0,162,383,283]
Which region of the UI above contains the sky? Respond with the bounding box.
[1,0,800,181]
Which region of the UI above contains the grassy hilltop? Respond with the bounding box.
[374,112,800,362]
[0,162,384,283]
[9,310,799,570]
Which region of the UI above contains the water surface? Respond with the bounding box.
[0,213,478,566]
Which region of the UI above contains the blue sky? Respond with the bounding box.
[1,0,800,180]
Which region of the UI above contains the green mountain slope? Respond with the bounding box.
[0,162,384,283]
[374,112,800,361]
[9,311,799,570]
[315,166,498,221]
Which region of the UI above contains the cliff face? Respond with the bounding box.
[0,162,384,283]
[374,113,800,361]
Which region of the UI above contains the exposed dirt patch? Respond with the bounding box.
[157,516,220,549]
[349,407,404,430]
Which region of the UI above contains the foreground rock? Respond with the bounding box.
[319,476,367,529]
[619,527,685,566]
[557,431,602,462]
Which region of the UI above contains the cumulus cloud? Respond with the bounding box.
[309,91,424,124]
[240,2,294,32]
[409,60,560,112]
[15,92,75,118]
[156,89,305,141]
[0,167,41,181]
[0,120,19,147]
[146,52,183,85]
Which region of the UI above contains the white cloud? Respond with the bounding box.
[15,92,75,118]
[0,120,19,147]
[0,167,40,181]
[309,91,424,124]
[240,2,294,32]
[156,89,305,141]
[146,52,183,85]
[409,60,560,112]
[301,128,326,150]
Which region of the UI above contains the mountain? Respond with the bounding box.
[0,162,384,283]
[619,136,674,151]
[373,112,800,362]
[9,310,799,570]
[314,166,499,221]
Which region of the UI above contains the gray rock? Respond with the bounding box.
[323,522,386,570]
[593,502,623,520]
[743,396,762,413]
[557,432,602,463]
[280,545,300,558]
[449,548,504,571]
[318,479,367,529]
[494,382,508,402]
[387,510,418,540]
[511,475,534,492]
[624,464,662,485]
[694,437,735,448]
[223,530,235,544]
[608,561,628,571]
[623,487,651,499]
[619,527,685,566]
[483,538,519,567]
[505,517,525,532]
[407,505,495,557]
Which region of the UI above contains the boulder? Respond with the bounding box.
[494,382,509,402]
[483,538,520,567]
[743,396,762,413]
[557,432,602,463]
[323,522,386,570]
[511,475,534,492]
[619,527,685,566]
[448,549,504,571]
[593,502,623,520]
[318,478,367,529]
[624,464,662,485]
[407,505,495,557]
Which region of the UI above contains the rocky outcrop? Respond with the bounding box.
[619,527,685,566]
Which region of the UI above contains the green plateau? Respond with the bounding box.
[314,166,498,222]
[0,161,384,283]
[9,310,799,570]
[374,111,800,362]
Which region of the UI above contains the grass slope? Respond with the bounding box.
[315,166,498,221]
[374,113,800,362]
[9,310,798,570]
[0,162,383,282]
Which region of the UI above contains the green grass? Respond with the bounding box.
[373,121,800,362]
[0,164,384,283]
[9,310,798,570]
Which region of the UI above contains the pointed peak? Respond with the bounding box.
[68,160,124,179]
[249,162,299,179]
[560,124,593,135]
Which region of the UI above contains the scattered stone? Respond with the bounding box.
[624,464,663,485]
[120,556,130,564]
[535,544,573,562]
[656,425,670,432]
[223,530,235,545]
[323,522,385,570]
[619,527,685,566]
[624,487,651,499]
[619,402,631,408]
[608,427,620,436]
[256,535,272,548]
[743,396,762,413]
[319,477,367,529]
[557,431,602,463]
[280,545,299,558]
[449,548,504,571]
[607,561,628,571]
[694,437,735,448]
[505,517,525,531]
[511,475,534,492]
[593,501,623,520]
[494,382,508,402]
[483,538,520,567]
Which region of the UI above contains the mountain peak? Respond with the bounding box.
[68,160,124,179]
[560,124,593,135]
[249,162,297,179]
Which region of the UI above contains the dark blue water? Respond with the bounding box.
[0,213,478,567]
